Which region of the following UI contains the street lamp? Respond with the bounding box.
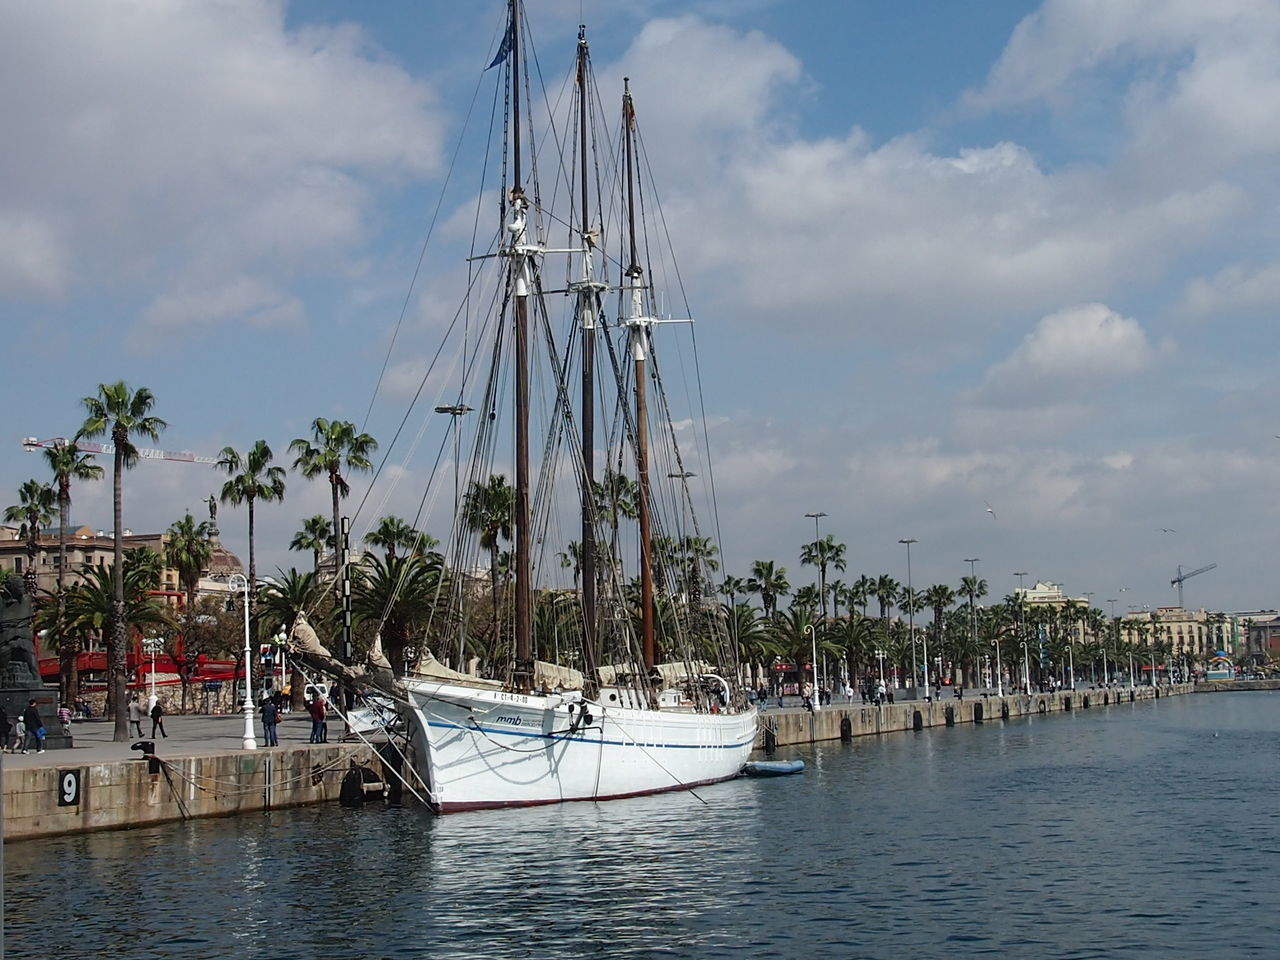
[992,634,1004,697]
[228,574,257,750]
[142,637,162,712]
[1020,640,1031,695]
[875,647,886,687]
[806,512,829,620]
[1012,572,1028,692]
[804,623,821,712]
[900,538,921,697]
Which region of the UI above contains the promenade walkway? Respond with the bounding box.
[2,711,329,772]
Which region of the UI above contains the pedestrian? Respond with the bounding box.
[14,716,26,752]
[58,702,72,735]
[0,705,8,753]
[150,699,168,738]
[22,698,45,754]
[308,695,326,743]
[261,697,279,747]
[128,696,145,737]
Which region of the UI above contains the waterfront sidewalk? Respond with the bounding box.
[1,712,331,772]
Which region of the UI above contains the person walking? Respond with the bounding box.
[128,696,145,737]
[22,698,45,754]
[58,702,73,735]
[149,699,168,738]
[261,697,279,747]
[0,706,9,753]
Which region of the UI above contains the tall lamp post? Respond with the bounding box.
[804,623,821,712]
[1020,640,1031,696]
[875,647,886,687]
[142,637,162,711]
[992,634,1004,697]
[228,573,257,750]
[805,511,829,620]
[900,538,922,697]
[1012,571,1028,691]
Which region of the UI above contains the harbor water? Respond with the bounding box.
[8,691,1277,959]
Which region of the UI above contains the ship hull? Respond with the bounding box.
[403,679,758,813]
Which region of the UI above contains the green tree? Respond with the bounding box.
[258,567,329,709]
[746,560,790,618]
[290,418,378,595]
[352,554,446,678]
[43,439,104,702]
[216,440,287,620]
[4,479,55,600]
[365,515,434,561]
[164,511,213,711]
[800,534,846,620]
[289,514,333,574]
[79,380,166,741]
[462,474,514,640]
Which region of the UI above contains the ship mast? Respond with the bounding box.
[621,78,656,681]
[508,0,533,691]
[574,25,601,696]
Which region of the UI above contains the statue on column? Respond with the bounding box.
[205,495,219,537]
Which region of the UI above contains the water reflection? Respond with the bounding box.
[7,693,1278,959]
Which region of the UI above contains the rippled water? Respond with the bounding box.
[8,692,1278,959]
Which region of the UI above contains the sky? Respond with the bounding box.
[3,0,1279,616]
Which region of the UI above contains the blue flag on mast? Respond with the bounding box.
[487,20,513,70]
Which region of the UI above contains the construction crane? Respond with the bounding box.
[1171,562,1217,608]
[21,436,218,465]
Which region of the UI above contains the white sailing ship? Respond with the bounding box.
[383,1,758,812]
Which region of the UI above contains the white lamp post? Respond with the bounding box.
[804,623,821,712]
[993,633,1005,696]
[875,647,886,687]
[142,637,161,712]
[1020,640,1031,695]
[229,574,257,750]
[900,538,919,696]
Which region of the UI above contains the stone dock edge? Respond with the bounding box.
[8,681,1271,840]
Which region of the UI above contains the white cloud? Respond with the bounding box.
[974,303,1157,407]
[1181,261,1280,318]
[0,1,445,332]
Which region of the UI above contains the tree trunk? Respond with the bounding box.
[57,487,70,705]
[111,443,130,742]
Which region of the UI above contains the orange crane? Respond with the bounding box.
[22,436,217,465]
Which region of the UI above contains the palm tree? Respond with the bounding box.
[799,534,846,620]
[746,560,790,618]
[678,535,720,602]
[258,567,329,710]
[848,574,874,618]
[79,380,166,741]
[216,440,287,620]
[462,474,514,639]
[351,554,446,678]
[289,514,333,574]
[42,439,104,702]
[923,583,957,679]
[873,575,900,625]
[164,512,213,713]
[365,515,433,561]
[4,479,55,599]
[289,418,378,596]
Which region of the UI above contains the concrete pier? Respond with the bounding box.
[755,683,1193,750]
[1,713,375,841]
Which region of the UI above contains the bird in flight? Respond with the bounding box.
[1160,528,1175,533]
[985,501,997,520]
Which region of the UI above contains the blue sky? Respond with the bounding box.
[4,0,1279,614]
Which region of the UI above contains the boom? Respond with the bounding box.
[21,436,217,464]
[1171,562,1217,608]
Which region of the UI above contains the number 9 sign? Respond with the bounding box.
[57,769,83,807]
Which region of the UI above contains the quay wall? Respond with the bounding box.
[4,743,374,841]
[1191,679,1280,693]
[755,684,1193,749]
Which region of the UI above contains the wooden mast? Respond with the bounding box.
[509,0,533,691]
[576,25,600,696]
[621,78,656,680]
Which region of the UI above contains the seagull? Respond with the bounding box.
[1160,528,1175,533]
[985,501,997,520]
